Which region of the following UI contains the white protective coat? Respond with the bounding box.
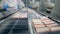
[17,0,25,9]
[1,0,25,9]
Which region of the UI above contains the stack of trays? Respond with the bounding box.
[32,17,60,34]
[40,17,59,27]
[32,19,49,34]
[32,19,45,28]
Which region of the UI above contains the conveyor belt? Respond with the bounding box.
[0,8,17,20]
[0,11,30,34]
[0,18,30,34]
[0,8,60,34]
[28,10,60,34]
[0,11,17,20]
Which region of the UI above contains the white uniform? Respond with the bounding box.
[3,0,25,9]
[17,0,25,9]
[42,0,55,8]
[2,0,17,9]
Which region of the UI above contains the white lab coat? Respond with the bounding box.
[3,0,17,9]
[30,1,39,8]
[3,0,25,9]
[43,0,55,8]
[17,0,25,9]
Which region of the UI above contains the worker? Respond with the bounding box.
[0,0,26,11]
[0,0,8,11]
[38,0,55,13]
[0,0,18,11]
[17,0,25,10]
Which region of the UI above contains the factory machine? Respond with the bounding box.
[0,0,60,34]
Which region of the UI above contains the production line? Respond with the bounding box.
[0,0,60,34]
